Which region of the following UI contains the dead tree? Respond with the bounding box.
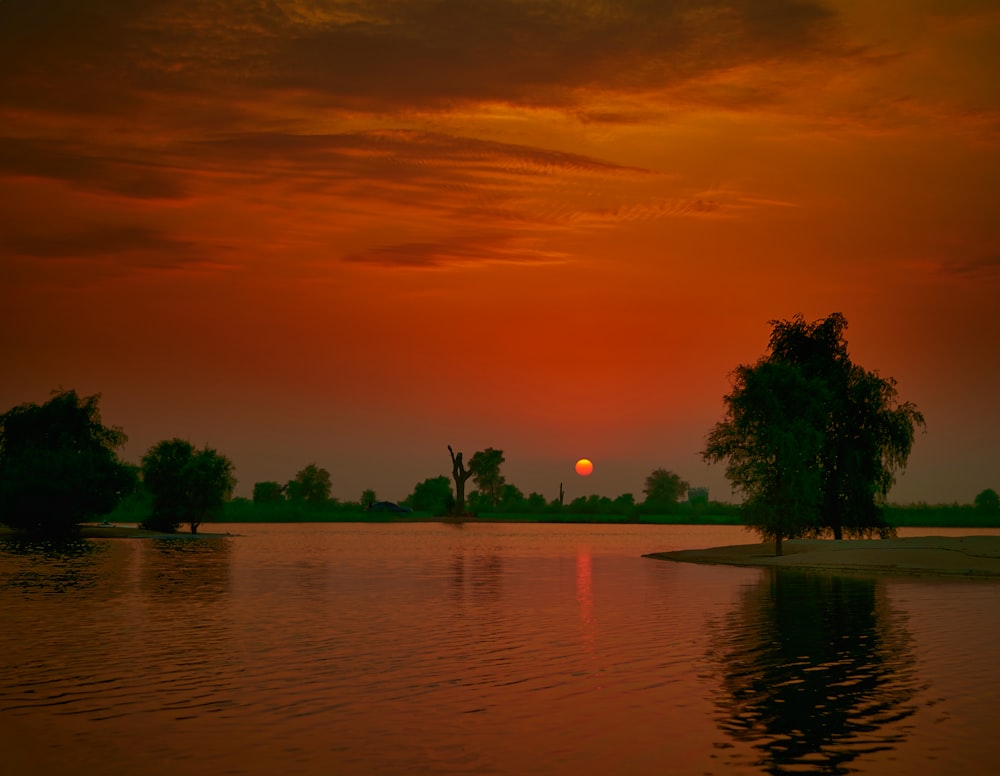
[448,445,474,516]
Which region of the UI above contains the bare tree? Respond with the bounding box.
[448,445,474,516]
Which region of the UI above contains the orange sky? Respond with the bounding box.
[2,1,998,504]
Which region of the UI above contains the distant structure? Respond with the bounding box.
[368,501,412,514]
[688,487,709,505]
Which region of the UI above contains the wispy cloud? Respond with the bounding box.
[1,226,228,273]
[343,235,568,269]
[938,254,1000,279]
[0,138,187,200]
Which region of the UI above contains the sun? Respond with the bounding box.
[575,458,594,477]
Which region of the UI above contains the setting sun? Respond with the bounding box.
[575,458,594,477]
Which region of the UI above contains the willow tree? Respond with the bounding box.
[703,313,925,546]
[704,360,829,555]
[0,390,135,536]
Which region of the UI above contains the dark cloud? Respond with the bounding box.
[0,138,187,199]
[2,225,220,270]
[265,0,838,110]
[0,0,841,120]
[940,254,1000,278]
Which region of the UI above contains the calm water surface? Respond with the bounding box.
[2,523,998,775]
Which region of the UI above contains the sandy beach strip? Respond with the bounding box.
[644,535,1000,578]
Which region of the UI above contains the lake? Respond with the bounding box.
[2,523,998,775]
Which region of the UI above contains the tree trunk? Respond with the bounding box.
[448,445,473,516]
[775,533,783,557]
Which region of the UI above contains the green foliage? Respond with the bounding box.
[882,502,1000,528]
[404,475,454,515]
[704,358,832,552]
[974,488,999,515]
[361,489,377,509]
[253,481,285,505]
[767,313,924,538]
[469,448,506,507]
[704,314,925,550]
[641,469,689,512]
[286,463,332,504]
[0,390,135,536]
[141,439,235,533]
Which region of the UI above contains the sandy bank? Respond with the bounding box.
[644,535,1000,578]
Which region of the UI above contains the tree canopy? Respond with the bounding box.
[286,464,332,504]
[141,439,235,533]
[975,488,1000,515]
[0,390,135,536]
[469,447,506,507]
[405,475,454,515]
[703,313,925,552]
[642,469,690,511]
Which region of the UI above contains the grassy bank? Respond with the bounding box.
[103,493,1000,529]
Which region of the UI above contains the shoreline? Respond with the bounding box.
[0,525,234,540]
[644,535,1000,578]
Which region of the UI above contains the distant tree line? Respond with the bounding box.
[1,336,993,538]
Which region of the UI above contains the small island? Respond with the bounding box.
[645,535,1000,578]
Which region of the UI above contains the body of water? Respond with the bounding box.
[2,523,998,775]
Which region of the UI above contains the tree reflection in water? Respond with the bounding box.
[710,569,924,774]
[0,536,109,594]
[141,537,231,601]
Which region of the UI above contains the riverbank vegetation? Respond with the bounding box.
[103,489,1000,529]
[3,375,998,538]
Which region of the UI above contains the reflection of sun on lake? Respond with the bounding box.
[3,524,1000,775]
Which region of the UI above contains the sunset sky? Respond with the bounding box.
[2,0,998,505]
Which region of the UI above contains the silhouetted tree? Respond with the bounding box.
[526,492,547,513]
[975,488,1000,515]
[469,447,506,507]
[704,314,925,547]
[448,445,474,515]
[0,390,135,536]
[642,469,690,512]
[286,463,332,504]
[405,475,454,514]
[141,439,235,533]
[253,481,285,505]
[704,360,828,555]
[613,492,636,516]
[767,313,924,539]
[361,489,377,510]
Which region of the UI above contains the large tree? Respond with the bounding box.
[704,313,924,546]
[0,390,135,536]
[141,439,235,533]
[704,360,829,555]
[469,447,506,507]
